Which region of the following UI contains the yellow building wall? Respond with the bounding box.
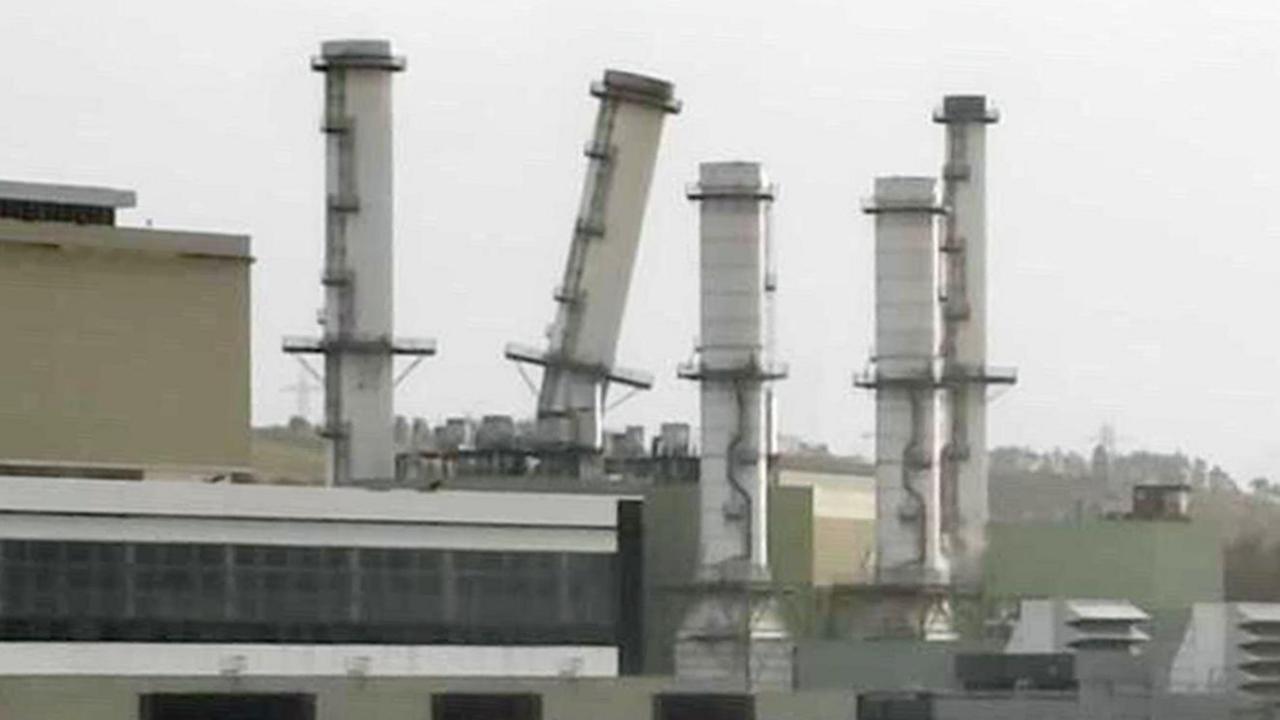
[813,516,876,585]
[0,221,250,472]
[778,468,877,586]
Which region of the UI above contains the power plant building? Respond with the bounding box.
[0,181,251,479]
[0,477,638,677]
[0,33,1275,720]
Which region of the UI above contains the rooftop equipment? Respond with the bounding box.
[284,40,436,486]
[1005,599,1151,654]
[657,422,692,457]
[1130,483,1192,521]
[505,70,679,476]
[1171,602,1280,703]
[475,415,518,450]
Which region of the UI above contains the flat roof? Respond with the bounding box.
[0,476,619,529]
[0,180,136,209]
[1065,599,1150,622]
[1237,603,1280,625]
[0,643,618,678]
[0,218,250,259]
[776,454,875,476]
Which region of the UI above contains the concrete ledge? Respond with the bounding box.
[0,218,250,259]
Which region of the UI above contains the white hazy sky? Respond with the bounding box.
[2,0,1278,480]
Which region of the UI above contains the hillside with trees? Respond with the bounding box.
[991,440,1280,601]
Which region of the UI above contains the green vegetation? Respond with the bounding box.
[251,421,324,485]
[992,441,1280,603]
[985,520,1223,611]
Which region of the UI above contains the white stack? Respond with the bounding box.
[285,40,436,486]
[675,162,790,691]
[854,96,1015,637]
[862,177,947,586]
[682,161,783,572]
[934,95,1011,577]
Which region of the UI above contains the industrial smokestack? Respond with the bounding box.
[506,70,680,476]
[682,161,784,571]
[676,161,791,690]
[284,39,436,487]
[859,177,947,587]
[933,95,1015,580]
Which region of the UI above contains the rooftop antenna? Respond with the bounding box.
[283,362,321,423]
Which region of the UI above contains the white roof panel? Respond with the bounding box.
[1238,604,1280,625]
[0,180,136,208]
[1065,599,1150,623]
[0,476,618,529]
[1067,627,1151,644]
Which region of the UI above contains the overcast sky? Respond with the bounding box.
[3,0,1278,480]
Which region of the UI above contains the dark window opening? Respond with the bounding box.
[856,692,935,720]
[140,693,315,720]
[432,693,542,720]
[654,693,755,720]
[0,539,617,646]
[617,498,645,674]
[0,199,114,225]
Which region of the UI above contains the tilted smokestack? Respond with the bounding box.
[505,70,679,477]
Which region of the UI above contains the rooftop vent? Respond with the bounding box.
[1006,599,1150,655]
[1171,602,1280,701]
[1130,483,1191,521]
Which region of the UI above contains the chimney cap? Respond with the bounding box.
[687,161,775,200]
[933,94,999,124]
[862,176,945,215]
[313,39,406,72]
[592,69,681,113]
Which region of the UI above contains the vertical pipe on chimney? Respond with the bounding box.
[861,177,947,586]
